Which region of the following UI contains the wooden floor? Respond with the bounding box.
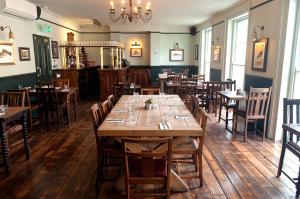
[0,101,298,199]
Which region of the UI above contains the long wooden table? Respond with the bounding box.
[0,107,30,176]
[97,95,203,191]
[98,95,202,137]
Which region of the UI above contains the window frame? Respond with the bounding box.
[201,27,212,79]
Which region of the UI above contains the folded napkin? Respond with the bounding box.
[106,118,125,123]
[112,109,128,113]
[159,122,172,130]
[175,115,192,119]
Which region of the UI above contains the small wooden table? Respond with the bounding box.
[0,107,30,176]
[217,91,248,131]
[98,95,203,191]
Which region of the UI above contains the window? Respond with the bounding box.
[201,27,212,80]
[289,1,300,99]
[226,14,249,89]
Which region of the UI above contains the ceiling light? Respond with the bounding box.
[109,0,152,23]
[0,26,14,42]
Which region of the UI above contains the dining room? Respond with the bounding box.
[0,0,300,198]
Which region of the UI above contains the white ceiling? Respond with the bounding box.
[28,0,242,26]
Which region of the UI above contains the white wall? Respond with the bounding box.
[0,9,80,77]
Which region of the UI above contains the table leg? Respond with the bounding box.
[63,94,70,127]
[73,93,77,121]
[0,121,10,176]
[22,111,31,160]
[160,80,164,93]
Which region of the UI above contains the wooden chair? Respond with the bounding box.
[9,89,42,132]
[202,81,221,115]
[233,87,272,141]
[179,77,197,101]
[36,87,60,132]
[185,95,199,117]
[166,74,180,94]
[52,79,70,88]
[277,98,300,197]
[101,100,110,118]
[107,94,115,112]
[90,104,122,192]
[0,91,26,146]
[141,88,160,95]
[172,107,207,187]
[218,80,237,129]
[122,137,172,199]
[192,74,205,82]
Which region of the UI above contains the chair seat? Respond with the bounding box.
[129,158,167,177]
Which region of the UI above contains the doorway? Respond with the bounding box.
[33,34,52,83]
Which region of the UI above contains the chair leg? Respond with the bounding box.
[262,119,267,141]
[198,152,203,187]
[218,104,222,122]
[296,164,300,198]
[233,113,238,135]
[193,154,198,172]
[56,111,59,132]
[244,119,248,142]
[225,108,229,129]
[277,130,287,177]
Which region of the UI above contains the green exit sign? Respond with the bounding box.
[43,25,52,33]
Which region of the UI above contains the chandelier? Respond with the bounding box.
[109,0,152,23]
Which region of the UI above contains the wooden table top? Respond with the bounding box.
[97,95,203,137]
[217,90,248,100]
[0,107,28,121]
[28,87,77,95]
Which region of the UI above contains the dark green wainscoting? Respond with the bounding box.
[244,74,273,138]
[150,65,198,84]
[0,73,37,91]
[244,74,273,91]
[210,68,222,81]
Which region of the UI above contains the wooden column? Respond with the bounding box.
[100,47,104,69]
[116,48,119,69]
[61,47,66,69]
[75,47,80,69]
[111,48,114,68]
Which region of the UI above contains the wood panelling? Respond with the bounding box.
[0,101,297,198]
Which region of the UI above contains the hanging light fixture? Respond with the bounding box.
[0,26,14,41]
[109,0,152,23]
[252,25,264,41]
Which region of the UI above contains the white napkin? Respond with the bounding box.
[175,115,191,119]
[106,118,125,123]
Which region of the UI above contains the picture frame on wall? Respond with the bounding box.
[169,49,184,62]
[18,47,30,61]
[51,40,59,59]
[252,38,269,71]
[213,46,221,62]
[130,48,142,57]
[0,42,14,65]
[195,45,199,60]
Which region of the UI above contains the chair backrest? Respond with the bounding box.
[122,137,172,198]
[0,91,26,107]
[220,79,236,91]
[192,74,205,82]
[283,98,300,124]
[162,68,171,74]
[180,77,197,96]
[195,107,208,150]
[90,103,104,134]
[185,95,199,117]
[141,88,160,95]
[107,94,115,112]
[35,88,58,110]
[53,79,70,88]
[101,100,110,118]
[167,73,181,83]
[246,87,272,119]
[203,81,221,97]
[8,89,32,107]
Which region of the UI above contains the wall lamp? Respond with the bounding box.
[253,25,264,41]
[0,26,15,41]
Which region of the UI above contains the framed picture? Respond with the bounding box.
[51,40,59,59]
[169,49,184,62]
[18,47,30,61]
[195,45,199,60]
[213,46,221,62]
[0,42,14,65]
[130,48,142,57]
[252,38,269,71]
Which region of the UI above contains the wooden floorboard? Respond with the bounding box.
[0,102,298,199]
